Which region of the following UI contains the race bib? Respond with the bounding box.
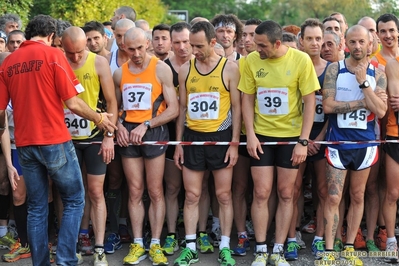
[337,109,369,129]
[64,109,91,137]
[122,83,152,111]
[257,87,289,115]
[188,92,220,120]
[314,95,324,122]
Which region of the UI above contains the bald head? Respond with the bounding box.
[124,27,147,42]
[358,16,377,33]
[62,26,86,43]
[346,24,369,40]
[115,19,136,31]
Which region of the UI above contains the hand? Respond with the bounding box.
[116,122,129,147]
[129,123,147,145]
[96,113,118,132]
[246,134,263,160]
[291,144,307,166]
[354,62,368,84]
[7,165,19,191]
[376,90,388,104]
[307,141,319,156]
[173,145,184,170]
[390,95,399,112]
[224,145,239,168]
[99,137,114,164]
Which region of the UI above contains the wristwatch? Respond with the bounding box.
[104,131,115,138]
[359,80,370,89]
[144,120,151,129]
[298,139,309,146]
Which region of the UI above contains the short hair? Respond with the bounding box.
[376,13,399,32]
[170,22,191,38]
[282,31,297,44]
[102,21,112,27]
[330,12,348,25]
[82,21,105,36]
[255,20,283,44]
[25,15,57,40]
[152,23,170,35]
[245,18,262,27]
[322,16,341,27]
[0,14,22,33]
[116,6,137,22]
[210,14,243,41]
[55,19,72,38]
[324,30,341,45]
[300,18,324,38]
[282,25,300,36]
[7,30,25,43]
[135,19,150,30]
[191,21,216,43]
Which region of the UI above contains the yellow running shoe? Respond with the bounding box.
[149,244,168,265]
[123,243,147,265]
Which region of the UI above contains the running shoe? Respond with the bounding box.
[284,241,300,261]
[232,234,250,256]
[0,232,17,250]
[173,247,199,266]
[218,247,235,266]
[384,241,399,263]
[123,243,147,265]
[78,234,94,255]
[354,228,366,249]
[251,252,268,266]
[163,234,179,256]
[196,232,214,254]
[2,242,31,262]
[149,244,168,265]
[104,233,122,254]
[311,239,325,259]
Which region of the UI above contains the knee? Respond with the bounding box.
[185,190,200,205]
[165,182,180,197]
[385,188,399,203]
[349,189,365,205]
[12,191,26,205]
[216,190,232,206]
[326,194,342,207]
[366,182,378,198]
[253,187,271,202]
[148,187,164,203]
[232,183,247,199]
[278,186,294,203]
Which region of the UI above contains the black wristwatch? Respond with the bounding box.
[144,120,151,129]
[359,80,370,89]
[298,139,309,146]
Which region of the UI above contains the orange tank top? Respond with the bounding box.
[386,56,399,137]
[120,56,166,123]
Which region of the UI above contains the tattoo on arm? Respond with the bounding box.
[376,73,387,91]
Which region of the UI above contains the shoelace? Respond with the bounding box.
[286,242,300,252]
[314,240,325,250]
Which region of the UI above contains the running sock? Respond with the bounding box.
[186,234,196,251]
[219,235,230,249]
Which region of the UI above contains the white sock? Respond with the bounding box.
[387,237,397,244]
[186,234,196,251]
[288,237,296,243]
[0,226,7,237]
[219,235,230,250]
[273,243,284,253]
[313,236,323,242]
[134,238,144,248]
[256,244,267,253]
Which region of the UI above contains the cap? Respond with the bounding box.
[0,31,6,43]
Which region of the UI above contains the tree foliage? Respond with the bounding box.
[0,0,33,27]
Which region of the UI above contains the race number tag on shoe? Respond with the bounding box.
[257,87,289,115]
[122,83,152,111]
[188,92,220,120]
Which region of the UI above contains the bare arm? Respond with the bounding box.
[322,63,366,114]
[0,116,19,190]
[386,59,399,112]
[113,68,130,147]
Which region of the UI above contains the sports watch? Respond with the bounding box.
[298,139,309,146]
[104,131,115,138]
[359,80,370,89]
[144,120,151,129]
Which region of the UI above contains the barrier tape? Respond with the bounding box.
[72,140,395,146]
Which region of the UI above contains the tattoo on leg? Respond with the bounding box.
[324,217,328,227]
[332,214,339,240]
[329,184,339,195]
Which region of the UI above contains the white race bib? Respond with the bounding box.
[122,83,152,111]
[257,87,289,115]
[188,92,220,120]
[337,109,369,129]
[314,95,324,122]
[64,109,91,137]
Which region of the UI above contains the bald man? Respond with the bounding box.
[322,25,387,265]
[62,27,118,265]
[358,16,380,58]
[114,27,178,265]
[106,19,135,75]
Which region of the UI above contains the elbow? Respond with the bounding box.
[376,109,387,119]
[323,105,333,114]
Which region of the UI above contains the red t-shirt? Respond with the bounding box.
[0,40,81,147]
